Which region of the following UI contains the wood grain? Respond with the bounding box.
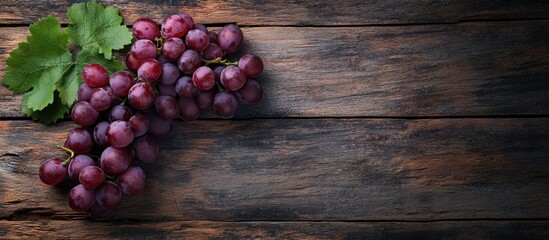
[1,0,548,26]
[1,119,548,221]
[1,21,548,118]
[1,220,549,239]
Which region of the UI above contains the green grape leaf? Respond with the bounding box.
[2,15,73,111]
[22,92,70,125]
[57,50,124,105]
[66,2,133,59]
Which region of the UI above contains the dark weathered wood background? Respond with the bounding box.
[1,1,549,239]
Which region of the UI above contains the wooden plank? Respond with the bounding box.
[1,220,549,239]
[1,118,548,221]
[1,1,548,26]
[1,21,549,118]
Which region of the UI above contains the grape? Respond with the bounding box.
[88,201,112,218]
[202,43,222,60]
[238,54,264,78]
[208,31,218,43]
[162,38,186,62]
[156,54,170,65]
[217,24,243,53]
[138,59,162,83]
[195,89,216,110]
[71,101,99,127]
[131,39,157,60]
[161,14,191,38]
[178,96,200,121]
[68,184,95,212]
[177,50,201,74]
[220,66,246,91]
[93,121,110,147]
[109,71,134,97]
[193,23,208,33]
[132,135,159,163]
[213,91,238,118]
[213,65,225,81]
[39,158,67,185]
[95,181,122,209]
[147,112,172,137]
[126,52,145,72]
[100,147,131,175]
[109,105,132,122]
[185,29,209,51]
[90,88,114,111]
[155,95,179,120]
[79,166,105,190]
[82,64,109,88]
[192,66,215,90]
[129,113,150,137]
[64,128,93,154]
[106,120,134,148]
[132,18,160,41]
[158,83,177,97]
[175,76,198,97]
[77,83,94,101]
[67,155,95,180]
[235,79,263,104]
[178,13,195,32]
[159,63,180,85]
[128,83,155,110]
[118,166,146,196]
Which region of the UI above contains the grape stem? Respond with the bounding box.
[202,57,238,66]
[57,145,75,166]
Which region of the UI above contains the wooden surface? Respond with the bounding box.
[1,1,549,239]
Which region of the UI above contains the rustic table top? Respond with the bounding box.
[1,1,549,239]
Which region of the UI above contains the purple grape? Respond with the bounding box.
[106,120,134,148]
[138,59,162,83]
[162,38,185,62]
[156,54,170,65]
[177,50,201,74]
[68,184,95,212]
[79,166,105,190]
[129,113,149,137]
[90,88,114,111]
[192,66,215,91]
[178,96,200,121]
[178,13,195,32]
[82,64,109,88]
[93,121,110,147]
[39,158,67,185]
[126,52,144,72]
[154,95,179,120]
[208,31,218,43]
[213,65,225,81]
[109,105,132,122]
[217,24,243,53]
[175,76,198,97]
[67,154,95,180]
[238,54,264,78]
[118,166,146,196]
[100,146,131,175]
[159,63,180,85]
[195,89,216,110]
[158,83,177,97]
[64,128,93,154]
[220,66,246,91]
[161,14,191,38]
[132,18,160,41]
[193,23,208,33]
[77,83,94,101]
[132,135,159,163]
[202,43,222,60]
[128,83,155,110]
[235,79,263,104]
[71,101,99,127]
[131,39,157,60]
[146,112,172,137]
[88,201,112,219]
[213,91,238,118]
[95,181,122,209]
[109,71,134,97]
[185,29,209,51]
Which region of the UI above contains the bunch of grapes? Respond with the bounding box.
[37,13,264,218]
